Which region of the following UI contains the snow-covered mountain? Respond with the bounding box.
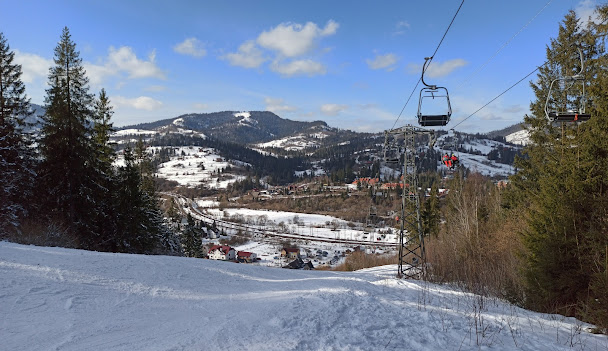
[121,111,332,145]
[2,241,605,351]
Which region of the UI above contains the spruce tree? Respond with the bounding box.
[38,27,96,242]
[90,88,117,248]
[510,9,608,323]
[0,32,35,235]
[182,214,203,258]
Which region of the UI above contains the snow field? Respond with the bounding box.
[152,146,246,188]
[1,242,606,351]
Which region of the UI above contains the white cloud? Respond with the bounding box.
[13,50,52,83]
[257,20,339,57]
[173,38,207,58]
[393,21,411,35]
[366,53,399,71]
[264,97,297,113]
[223,40,267,68]
[113,96,163,111]
[84,62,115,87]
[270,59,326,77]
[576,0,600,24]
[107,46,165,79]
[407,59,467,78]
[396,21,410,29]
[320,103,348,116]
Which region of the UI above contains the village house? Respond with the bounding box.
[208,245,236,261]
[281,247,300,260]
[236,251,257,263]
[352,177,379,189]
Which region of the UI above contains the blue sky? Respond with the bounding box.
[1,0,602,133]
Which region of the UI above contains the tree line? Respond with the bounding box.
[425,7,608,332]
[0,28,178,254]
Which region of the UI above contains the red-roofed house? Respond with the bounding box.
[237,251,257,263]
[208,245,236,261]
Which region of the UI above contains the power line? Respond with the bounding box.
[390,0,465,130]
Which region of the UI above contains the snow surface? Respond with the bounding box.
[256,133,324,151]
[153,146,246,188]
[111,129,158,137]
[506,129,530,146]
[1,241,606,351]
[203,207,399,245]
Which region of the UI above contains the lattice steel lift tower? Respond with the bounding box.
[384,125,435,279]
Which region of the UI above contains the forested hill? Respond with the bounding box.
[122,111,328,144]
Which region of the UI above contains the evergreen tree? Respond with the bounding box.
[510,9,608,325]
[181,214,202,258]
[115,147,178,254]
[0,32,35,235]
[90,89,117,248]
[421,183,440,238]
[38,27,97,242]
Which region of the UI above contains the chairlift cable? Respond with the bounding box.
[451,14,608,130]
[456,0,554,90]
[451,63,546,130]
[390,0,465,130]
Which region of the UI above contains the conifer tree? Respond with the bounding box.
[0,32,35,235]
[38,27,97,241]
[510,9,608,323]
[90,88,117,247]
[181,214,203,258]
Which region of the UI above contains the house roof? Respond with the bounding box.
[282,247,299,253]
[237,251,253,257]
[209,245,233,254]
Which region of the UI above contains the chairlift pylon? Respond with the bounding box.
[544,47,590,123]
[417,57,452,127]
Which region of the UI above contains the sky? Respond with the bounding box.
[1,0,603,133]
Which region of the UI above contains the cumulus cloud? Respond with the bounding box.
[270,59,326,77]
[113,96,163,111]
[13,50,53,83]
[173,37,207,58]
[320,103,348,116]
[264,97,297,113]
[407,59,467,78]
[366,53,399,71]
[257,20,338,57]
[107,46,165,79]
[223,40,267,68]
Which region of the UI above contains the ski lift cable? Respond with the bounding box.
[451,14,608,130]
[455,0,555,90]
[390,0,465,131]
[451,63,546,130]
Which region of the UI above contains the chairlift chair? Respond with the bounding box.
[383,132,401,164]
[417,57,452,127]
[544,47,590,123]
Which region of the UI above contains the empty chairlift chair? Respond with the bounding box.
[544,47,591,123]
[417,57,452,127]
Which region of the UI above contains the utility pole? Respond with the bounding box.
[384,125,435,279]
